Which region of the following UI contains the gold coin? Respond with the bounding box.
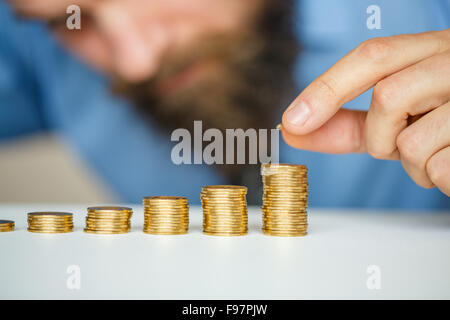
[202,185,247,190]
[88,206,132,212]
[201,185,248,236]
[203,231,247,236]
[28,228,73,233]
[143,230,188,235]
[84,229,129,234]
[142,196,189,235]
[262,230,307,237]
[86,214,132,220]
[85,206,133,233]
[28,212,73,217]
[261,163,309,237]
[28,212,74,233]
[0,220,15,232]
[85,224,130,228]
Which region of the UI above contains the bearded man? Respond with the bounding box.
[0,0,449,208]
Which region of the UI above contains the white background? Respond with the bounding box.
[1,204,449,299]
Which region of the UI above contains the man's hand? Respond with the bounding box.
[281,30,450,196]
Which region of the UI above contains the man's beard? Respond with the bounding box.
[112,5,299,200]
[114,33,298,130]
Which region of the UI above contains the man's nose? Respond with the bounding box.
[94,3,170,82]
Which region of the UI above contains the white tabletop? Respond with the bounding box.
[0,204,449,299]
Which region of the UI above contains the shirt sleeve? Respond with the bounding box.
[0,1,46,141]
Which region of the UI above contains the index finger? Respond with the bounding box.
[282,30,450,135]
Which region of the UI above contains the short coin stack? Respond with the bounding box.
[84,206,132,234]
[201,185,248,236]
[0,220,15,232]
[261,163,308,236]
[27,212,73,233]
[143,196,189,235]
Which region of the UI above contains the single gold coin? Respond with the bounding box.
[84,229,129,234]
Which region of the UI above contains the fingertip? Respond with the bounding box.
[279,128,298,148]
[282,99,314,135]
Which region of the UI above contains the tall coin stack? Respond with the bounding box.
[201,185,248,236]
[28,212,74,233]
[261,163,309,236]
[143,196,189,235]
[0,220,15,232]
[84,206,132,234]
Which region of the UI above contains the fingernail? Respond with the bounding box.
[285,100,311,127]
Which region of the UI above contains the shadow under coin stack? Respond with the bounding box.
[27,212,73,233]
[201,185,248,236]
[143,196,189,235]
[0,220,15,232]
[84,206,132,234]
[261,163,309,236]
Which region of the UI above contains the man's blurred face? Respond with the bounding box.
[12,0,261,81]
[10,0,297,132]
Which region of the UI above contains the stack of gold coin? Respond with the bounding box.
[143,196,189,235]
[261,163,308,236]
[201,185,248,236]
[84,206,132,234]
[27,212,73,233]
[0,220,15,232]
